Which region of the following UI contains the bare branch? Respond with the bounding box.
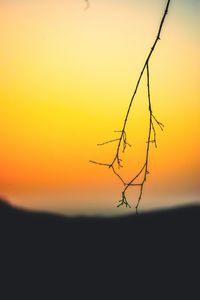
[91,0,171,213]
[111,166,126,186]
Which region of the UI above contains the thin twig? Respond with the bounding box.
[97,138,120,146]
[89,160,110,167]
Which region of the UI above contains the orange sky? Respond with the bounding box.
[0,0,199,215]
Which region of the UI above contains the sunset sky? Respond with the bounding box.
[0,0,199,215]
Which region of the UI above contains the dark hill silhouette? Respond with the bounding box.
[0,198,199,299]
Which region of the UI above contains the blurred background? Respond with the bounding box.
[0,0,199,215]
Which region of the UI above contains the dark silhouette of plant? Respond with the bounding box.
[90,0,172,213]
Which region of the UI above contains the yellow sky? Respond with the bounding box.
[0,0,199,215]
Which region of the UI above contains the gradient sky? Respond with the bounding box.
[0,0,199,215]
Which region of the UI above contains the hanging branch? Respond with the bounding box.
[117,63,164,213]
[90,0,171,212]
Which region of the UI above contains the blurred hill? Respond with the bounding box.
[0,198,199,299]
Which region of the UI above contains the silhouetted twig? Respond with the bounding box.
[90,0,171,212]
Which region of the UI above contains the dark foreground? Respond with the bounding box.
[0,199,199,299]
